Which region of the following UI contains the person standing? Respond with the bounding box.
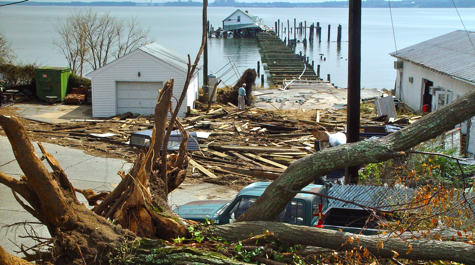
[238,83,247,110]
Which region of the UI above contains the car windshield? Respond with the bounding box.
[227,197,305,225]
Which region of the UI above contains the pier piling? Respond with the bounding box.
[337,24,342,43]
[328,24,331,42]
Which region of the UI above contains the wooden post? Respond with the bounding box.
[257,61,260,76]
[337,24,342,43]
[327,24,331,42]
[277,19,280,37]
[294,18,296,42]
[327,74,331,82]
[281,22,284,38]
[287,20,290,46]
[261,74,264,88]
[317,64,320,78]
[318,25,321,42]
[204,20,209,86]
[275,21,278,34]
[304,21,307,44]
[309,23,314,42]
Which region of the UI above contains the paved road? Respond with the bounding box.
[0,136,132,254]
[0,136,237,255]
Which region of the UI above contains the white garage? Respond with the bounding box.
[87,43,200,118]
[116,81,163,115]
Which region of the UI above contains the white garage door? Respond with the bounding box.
[117,82,163,115]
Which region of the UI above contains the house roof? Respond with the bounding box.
[223,9,255,22]
[327,184,415,211]
[222,9,265,31]
[139,43,190,73]
[390,30,475,85]
[86,42,197,77]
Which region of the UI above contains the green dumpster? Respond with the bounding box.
[35,67,70,101]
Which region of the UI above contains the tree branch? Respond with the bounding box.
[238,89,475,223]
[208,221,475,264]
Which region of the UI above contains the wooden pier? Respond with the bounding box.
[256,32,319,86]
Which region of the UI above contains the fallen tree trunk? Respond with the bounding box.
[0,115,134,264]
[208,221,475,264]
[239,89,475,223]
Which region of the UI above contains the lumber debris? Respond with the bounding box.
[14,95,410,186]
[189,159,218,179]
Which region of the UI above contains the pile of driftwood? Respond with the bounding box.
[178,103,413,183]
[17,98,415,183]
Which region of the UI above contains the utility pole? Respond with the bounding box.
[346,0,361,185]
[203,20,209,87]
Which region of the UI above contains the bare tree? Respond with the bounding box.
[53,11,89,76]
[54,9,153,76]
[0,30,15,64]
[115,16,152,59]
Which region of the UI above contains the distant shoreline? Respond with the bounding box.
[3,1,474,8]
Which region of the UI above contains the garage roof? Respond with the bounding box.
[86,42,200,77]
[140,43,190,73]
[390,30,475,85]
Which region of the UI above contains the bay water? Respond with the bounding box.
[1,6,474,89]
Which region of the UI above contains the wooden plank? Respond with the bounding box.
[230,151,268,168]
[243,153,288,169]
[219,166,280,180]
[267,133,312,138]
[207,150,234,160]
[212,167,251,177]
[193,154,245,166]
[209,144,300,153]
[189,159,217,179]
[234,124,242,134]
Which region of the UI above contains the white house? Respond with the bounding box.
[390,30,475,154]
[222,9,265,37]
[86,43,199,118]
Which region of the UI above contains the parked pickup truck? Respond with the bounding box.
[174,182,382,234]
[174,182,325,226]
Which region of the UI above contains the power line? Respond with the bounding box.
[0,0,28,7]
[388,0,398,55]
[451,0,475,53]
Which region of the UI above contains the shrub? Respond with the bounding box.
[68,73,91,89]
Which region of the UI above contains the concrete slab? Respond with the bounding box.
[13,100,93,124]
[253,83,383,111]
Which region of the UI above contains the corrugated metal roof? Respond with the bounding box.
[328,185,415,211]
[390,30,475,84]
[139,43,190,73]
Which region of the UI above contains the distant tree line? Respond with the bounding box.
[10,0,475,7]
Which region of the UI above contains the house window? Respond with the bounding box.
[434,91,452,110]
[237,16,241,22]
